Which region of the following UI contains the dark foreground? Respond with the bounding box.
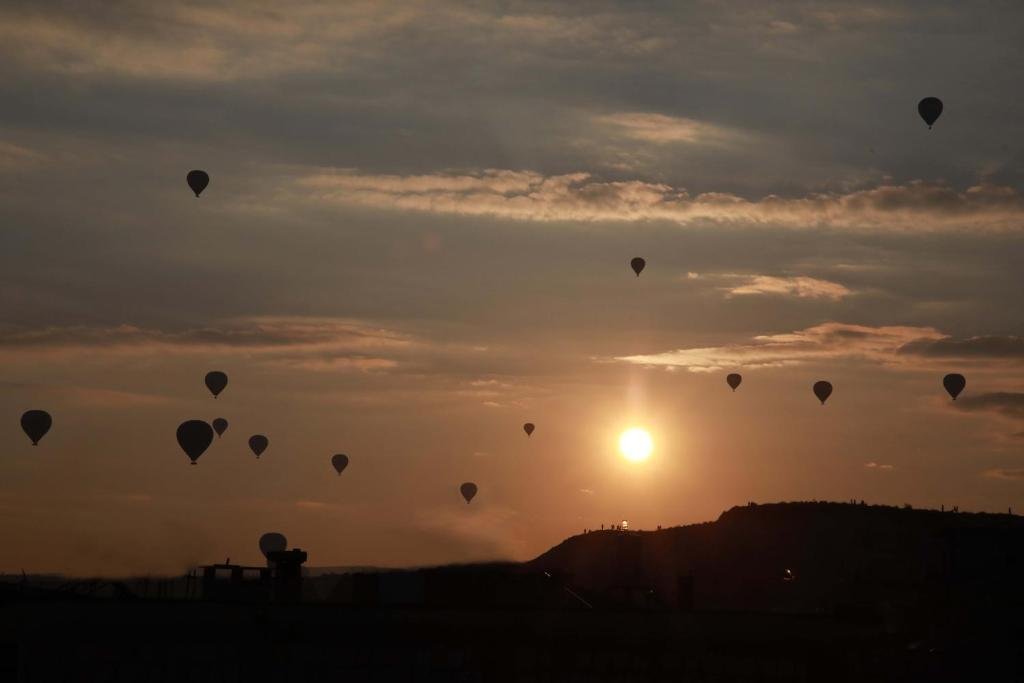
[4,502,1023,681]
[1,597,1020,682]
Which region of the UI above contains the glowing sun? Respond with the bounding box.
[619,428,653,462]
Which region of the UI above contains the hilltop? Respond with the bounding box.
[528,500,1024,613]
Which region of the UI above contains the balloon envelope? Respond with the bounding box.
[523,422,535,437]
[205,371,228,398]
[258,532,287,557]
[460,482,478,503]
[21,410,52,445]
[630,257,646,276]
[212,418,228,437]
[331,453,349,475]
[726,373,742,391]
[186,170,209,196]
[249,435,269,458]
[176,420,214,464]
[918,97,943,128]
[943,373,966,400]
[813,381,833,405]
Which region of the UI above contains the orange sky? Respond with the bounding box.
[2,1,1024,575]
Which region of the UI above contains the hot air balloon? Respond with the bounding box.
[249,435,269,459]
[630,257,646,277]
[176,420,214,464]
[726,373,742,391]
[813,381,833,405]
[943,373,966,400]
[523,422,535,437]
[331,453,349,475]
[212,418,228,437]
[20,410,52,446]
[918,97,943,129]
[186,170,209,197]
[460,482,478,504]
[205,371,228,398]
[259,532,287,558]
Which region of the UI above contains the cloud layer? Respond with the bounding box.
[725,275,852,300]
[293,172,1024,232]
[616,322,947,372]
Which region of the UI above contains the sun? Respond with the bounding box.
[619,427,653,463]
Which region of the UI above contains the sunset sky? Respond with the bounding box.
[3,1,1024,576]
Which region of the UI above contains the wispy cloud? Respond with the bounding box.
[0,317,440,375]
[598,112,748,146]
[982,468,1024,481]
[292,171,1024,232]
[0,317,412,353]
[295,500,331,510]
[726,275,852,300]
[0,140,47,171]
[864,462,894,470]
[616,322,945,372]
[953,392,1024,419]
[60,386,173,408]
[0,2,418,81]
[898,336,1024,360]
[947,393,1024,441]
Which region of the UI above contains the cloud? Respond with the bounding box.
[953,392,1024,419]
[61,386,172,408]
[616,322,945,372]
[112,493,154,504]
[0,317,449,376]
[0,140,47,171]
[897,336,1024,360]
[292,172,1024,232]
[598,112,748,146]
[948,393,1024,442]
[726,275,852,300]
[0,317,413,366]
[864,462,894,470]
[0,2,417,81]
[0,318,562,398]
[982,468,1024,481]
[0,317,412,352]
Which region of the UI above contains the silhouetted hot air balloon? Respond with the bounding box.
[630,257,646,277]
[813,381,833,405]
[943,373,966,400]
[726,373,742,391]
[186,170,209,197]
[176,420,214,464]
[460,482,477,504]
[205,371,228,398]
[331,453,349,475]
[523,422,535,437]
[259,532,287,558]
[249,435,268,459]
[918,97,943,129]
[212,418,228,437]
[20,410,52,446]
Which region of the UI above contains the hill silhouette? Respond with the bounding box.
[529,501,1024,615]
